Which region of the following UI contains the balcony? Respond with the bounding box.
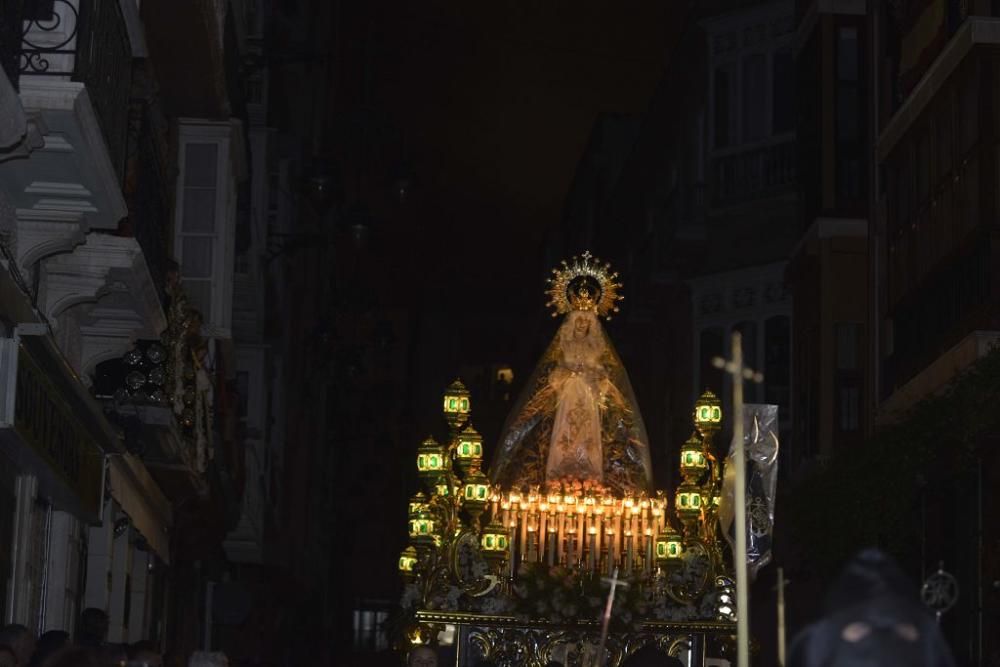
[17,0,132,182]
[711,138,796,207]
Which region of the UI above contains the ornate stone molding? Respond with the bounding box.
[38,234,166,377]
[14,207,89,278]
[15,79,127,228]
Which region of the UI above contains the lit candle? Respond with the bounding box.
[547,527,556,567]
[557,506,566,562]
[527,525,537,562]
[593,508,604,557]
[588,526,597,573]
[510,520,518,578]
[625,532,634,576]
[643,528,653,576]
[566,527,575,565]
[606,528,615,577]
[520,507,528,560]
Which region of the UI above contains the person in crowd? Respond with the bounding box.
[76,610,109,650]
[0,625,35,667]
[186,653,227,667]
[98,645,127,667]
[0,645,17,667]
[125,642,160,667]
[39,647,99,667]
[406,645,437,667]
[788,548,956,667]
[620,645,684,667]
[29,631,70,667]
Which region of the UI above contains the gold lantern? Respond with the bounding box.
[408,492,429,517]
[416,436,447,486]
[693,389,722,440]
[409,508,436,550]
[442,379,472,429]
[675,482,703,535]
[455,424,484,475]
[679,433,708,483]
[655,527,684,569]
[481,519,510,557]
[463,469,490,528]
[399,546,418,580]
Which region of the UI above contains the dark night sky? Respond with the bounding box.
[344,1,686,313]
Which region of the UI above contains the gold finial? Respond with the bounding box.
[545,251,624,319]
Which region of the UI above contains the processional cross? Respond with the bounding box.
[711,331,763,667]
[594,567,629,667]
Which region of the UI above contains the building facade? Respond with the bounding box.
[870,2,1000,663]
[0,0,293,657]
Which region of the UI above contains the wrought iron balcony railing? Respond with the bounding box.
[14,0,131,182]
[711,138,796,207]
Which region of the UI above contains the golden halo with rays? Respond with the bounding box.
[545,251,624,320]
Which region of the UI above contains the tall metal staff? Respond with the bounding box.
[712,331,763,667]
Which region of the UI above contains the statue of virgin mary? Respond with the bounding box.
[488,253,653,495]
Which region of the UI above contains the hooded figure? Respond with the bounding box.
[788,549,955,667]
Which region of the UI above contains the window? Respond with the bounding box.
[772,49,794,134]
[714,65,735,148]
[179,142,218,318]
[174,121,239,338]
[742,54,767,142]
[838,384,860,431]
[836,323,861,371]
[236,371,249,419]
[836,26,862,200]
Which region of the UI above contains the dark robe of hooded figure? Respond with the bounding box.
[788,548,956,667]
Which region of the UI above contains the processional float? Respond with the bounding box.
[398,253,773,666]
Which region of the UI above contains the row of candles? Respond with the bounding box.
[487,491,687,577]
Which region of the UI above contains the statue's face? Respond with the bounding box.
[573,314,591,338]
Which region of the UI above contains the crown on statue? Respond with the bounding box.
[545,251,624,319]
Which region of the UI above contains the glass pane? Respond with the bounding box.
[184,280,212,318]
[837,27,859,82]
[742,54,766,142]
[181,236,213,278]
[714,67,732,148]
[772,50,794,134]
[184,143,219,187]
[182,188,217,232]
